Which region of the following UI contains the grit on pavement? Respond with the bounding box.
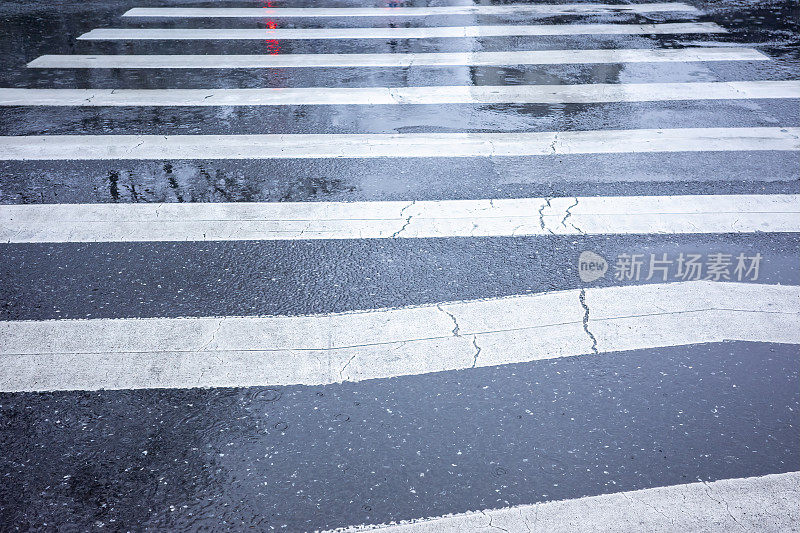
[0,0,798,530]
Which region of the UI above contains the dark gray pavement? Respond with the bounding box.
[2,342,798,530]
[1,233,797,321]
[0,0,798,530]
[1,153,798,205]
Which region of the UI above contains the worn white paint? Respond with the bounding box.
[121,4,701,18]
[1,127,797,161]
[327,472,800,532]
[1,282,797,392]
[77,23,726,41]
[26,48,769,69]
[2,194,798,243]
[2,81,798,107]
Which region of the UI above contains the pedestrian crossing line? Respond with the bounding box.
[1,127,796,160]
[122,4,701,19]
[0,282,796,392]
[2,194,798,243]
[77,22,726,41]
[329,472,800,533]
[2,80,797,106]
[26,47,769,69]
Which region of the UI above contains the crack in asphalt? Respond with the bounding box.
[198,319,224,352]
[561,197,579,229]
[471,335,481,368]
[519,508,533,533]
[127,141,145,154]
[579,289,599,354]
[390,215,412,238]
[481,511,509,532]
[549,132,559,154]
[339,353,357,381]
[436,304,460,337]
[538,197,552,231]
[398,199,416,217]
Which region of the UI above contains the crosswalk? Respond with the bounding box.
[121,3,702,17]
[77,22,729,40]
[2,80,800,106]
[3,194,799,242]
[3,127,798,160]
[27,47,771,68]
[0,0,798,530]
[335,472,800,532]
[3,281,798,392]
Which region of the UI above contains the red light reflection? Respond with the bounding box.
[262,1,280,55]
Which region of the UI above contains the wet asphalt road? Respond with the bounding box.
[1,0,799,530]
[1,0,799,204]
[1,233,798,320]
[3,342,798,531]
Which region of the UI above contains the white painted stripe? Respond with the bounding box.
[26,48,769,69]
[78,22,726,41]
[2,81,798,106]
[0,282,797,392]
[2,194,798,243]
[122,4,701,18]
[1,127,797,160]
[329,472,800,533]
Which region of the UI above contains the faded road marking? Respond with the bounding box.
[3,81,798,106]
[122,4,701,19]
[0,127,796,160]
[327,471,800,532]
[1,282,797,392]
[2,194,799,243]
[26,48,769,69]
[77,23,726,41]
